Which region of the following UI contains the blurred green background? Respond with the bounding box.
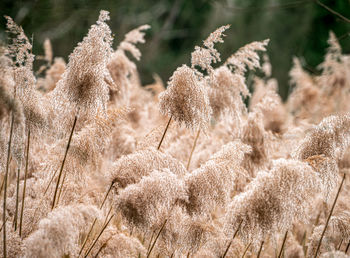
[1,0,350,99]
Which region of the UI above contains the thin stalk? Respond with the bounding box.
[79,218,97,256]
[241,242,251,258]
[19,129,30,237]
[257,241,264,258]
[186,129,200,170]
[222,221,242,258]
[93,244,105,258]
[93,235,113,258]
[0,218,8,233]
[13,167,20,230]
[313,173,346,258]
[278,231,288,258]
[99,182,114,209]
[80,207,112,257]
[3,113,15,258]
[102,206,113,226]
[55,168,68,206]
[315,0,350,23]
[157,116,172,150]
[302,230,308,255]
[84,214,114,258]
[337,239,343,250]
[146,219,167,258]
[51,115,77,209]
[147,230,156,253]
[0,178,4,198]
[78,185,113,256]
[43,169,58,196]
[345,241,350,253]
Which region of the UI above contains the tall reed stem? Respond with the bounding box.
[84,214,114,258]
[278,231,288,258]
[147,219,167,258]
[55,169,68,206]
[186,129,200,170]
[257,241,264,258]
[78,185,113,256]
[13,168,20,230]
[337,239,343,250]
[345,241,350,254]
[313,173,346,258]
[19,129,30,237]
[3,113,15,258]
[222,221,242,258]
[51,116,77,210]
[241,242,251,258]
[147,230,156,253]
[157,116,172,150]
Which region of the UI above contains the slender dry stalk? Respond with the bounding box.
[146,219,167,258]
[257,241,264,258]
[345,241,350,253]
[55,168,68,206]
[315,0,350,23]
[186,129,200,170]
[313,173,346,258]
[157,115,172,150]
[241,243,251,258]
[51,115,77,209]
[93,235,113,258]
[0,218,8,233]
[337,238,343,250]
[278,231,288,258]
[19,129,30,237]
[12,168,20,230]
[100,182,114,209]
[147,230,156,253]
[79,218,97,257]
[222,221,242,258]
[43,169,58,196]
[0,179,4,199]
[3,113,15,258]
[83,214,114,258]
[78,185,113,256]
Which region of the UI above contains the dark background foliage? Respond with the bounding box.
[1,0,349,99]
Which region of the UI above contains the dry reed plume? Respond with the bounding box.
[1,9,350,258]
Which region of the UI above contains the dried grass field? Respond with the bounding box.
[1,9,350,258]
